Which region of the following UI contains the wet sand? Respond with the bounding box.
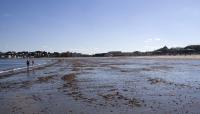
[1,57,200,114]
[135,55,200,60]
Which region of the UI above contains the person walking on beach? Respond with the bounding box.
[32,59,34,66]
[26,59,30,68]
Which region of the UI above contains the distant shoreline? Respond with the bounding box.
[43,55,200,60]
[2,45,200,58]
[1,55,200,60]
[132,55,200,60]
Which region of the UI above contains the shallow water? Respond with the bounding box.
[1,57,200,114]
[0,59,50,71]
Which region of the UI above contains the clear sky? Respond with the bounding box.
[0,0,200,54]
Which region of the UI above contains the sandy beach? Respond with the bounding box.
[49,55,200,60]
[1,57,200,114]
[134,55,200,60]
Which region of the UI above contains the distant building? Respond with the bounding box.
[107,51,122,57]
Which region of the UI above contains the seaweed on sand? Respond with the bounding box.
[61,73,76,82]
[37,75,54,82]
[99,91,142,107]
[148,78,167,84]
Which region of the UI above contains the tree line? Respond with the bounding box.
[0,51,90,58]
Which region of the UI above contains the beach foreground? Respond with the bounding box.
[1,57,200,114]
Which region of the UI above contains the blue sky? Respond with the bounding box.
[0,0,200,54]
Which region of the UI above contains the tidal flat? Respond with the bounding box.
[1,57,200,114]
